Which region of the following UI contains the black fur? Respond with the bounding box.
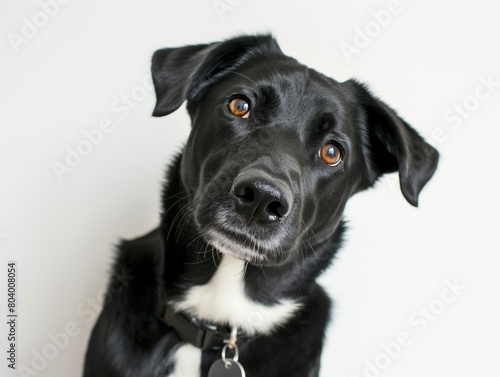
[83,35,438,376]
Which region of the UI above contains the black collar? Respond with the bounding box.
[162,305,247,351]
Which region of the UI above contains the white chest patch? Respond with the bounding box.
[167,344,201,377]
[172,255,301,336]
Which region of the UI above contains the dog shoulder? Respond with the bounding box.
[84,228,175,376]
[108,228,165,314]
[113,227,164,279]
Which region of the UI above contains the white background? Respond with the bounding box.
[1,0,499,376]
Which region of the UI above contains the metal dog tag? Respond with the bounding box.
[208,359,246,377]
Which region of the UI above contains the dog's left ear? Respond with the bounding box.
[151,35,282,117]
[344,80,439,207]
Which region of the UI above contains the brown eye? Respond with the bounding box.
[319,142,343,166]
[228,97,250,117]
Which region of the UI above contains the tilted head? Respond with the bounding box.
[152,35,439,266]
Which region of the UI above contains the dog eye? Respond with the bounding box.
[228,97,250,118]
[319,142,343,166]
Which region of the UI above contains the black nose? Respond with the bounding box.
[231,173,292,224]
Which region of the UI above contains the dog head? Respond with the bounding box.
[152,35,439,266]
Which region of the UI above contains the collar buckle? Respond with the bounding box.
[162,305,235,351]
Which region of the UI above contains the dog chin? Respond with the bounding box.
[204,229,277,265]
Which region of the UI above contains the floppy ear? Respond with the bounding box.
[345,80,439,207]
[151,35,282,117]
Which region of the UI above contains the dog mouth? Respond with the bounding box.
[203,226,277,264]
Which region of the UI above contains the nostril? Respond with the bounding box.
[234,186,255,203]
[266,200,285,220]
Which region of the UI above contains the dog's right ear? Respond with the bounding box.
[151,35,282,117]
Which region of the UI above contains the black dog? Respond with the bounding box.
[83,35,438,377]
